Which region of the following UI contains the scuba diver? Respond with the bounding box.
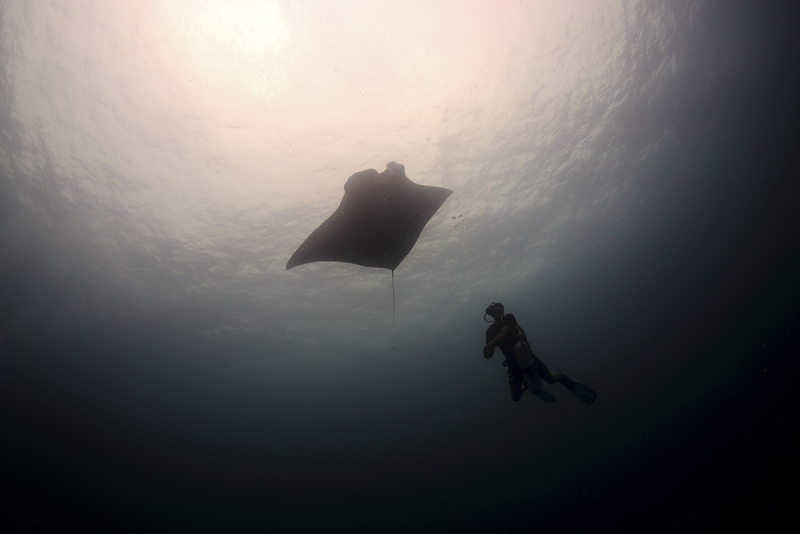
[483,302,597,404]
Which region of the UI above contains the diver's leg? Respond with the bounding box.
[530,356,597,404]
[508,372,523,401]
[532,355,563,384]
[555,368,598,404]
[522,370,543,393]
[506,358,524,401]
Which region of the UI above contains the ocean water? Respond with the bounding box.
[1,1,798,532]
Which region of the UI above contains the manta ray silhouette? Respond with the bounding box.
[287,162,452,321]
[286,162,452,272]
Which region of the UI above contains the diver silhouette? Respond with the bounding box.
[483,302,597,404]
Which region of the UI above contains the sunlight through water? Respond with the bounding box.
[1,0,684,348]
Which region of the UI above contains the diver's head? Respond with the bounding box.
[484,302,505,322]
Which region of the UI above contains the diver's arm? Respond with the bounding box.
[483,326,514,358]
[488,326,514,347]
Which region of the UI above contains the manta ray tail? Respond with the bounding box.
[392,270,395,325]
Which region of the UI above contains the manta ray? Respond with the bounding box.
[287,162,452,319]
[287,161,452,272]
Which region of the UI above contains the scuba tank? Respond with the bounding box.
[512,339,535,370]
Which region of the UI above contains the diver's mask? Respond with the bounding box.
[483,302,505,322]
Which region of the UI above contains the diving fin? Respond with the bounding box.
[558,371,597,405]
[522,371,557,403]
[530,388,557,403]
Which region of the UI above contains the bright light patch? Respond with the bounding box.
[162,1,294,100]
[3,0,671,340]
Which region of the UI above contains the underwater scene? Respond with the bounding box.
[1,1,797,532]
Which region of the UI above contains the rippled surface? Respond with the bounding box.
[1,1,690,344]
[1,1,798,532]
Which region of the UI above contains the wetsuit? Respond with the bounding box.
[485,313,526,361]
[486,314,556,401]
